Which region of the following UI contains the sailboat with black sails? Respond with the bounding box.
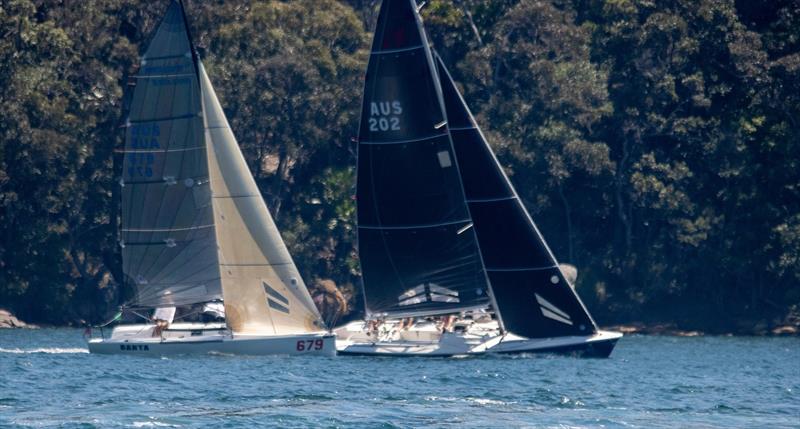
[335,0,621,357]
[87,0,334,356]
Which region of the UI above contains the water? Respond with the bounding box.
[0,330,797,428]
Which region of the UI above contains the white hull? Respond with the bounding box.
[335,320,622,357]
[88,323,335,356]
[334,319,499,357]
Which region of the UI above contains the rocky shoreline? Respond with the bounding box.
[606,322,799,337]
[0,309,36,329]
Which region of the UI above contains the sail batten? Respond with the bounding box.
[466,196,517,203]
[356,0,491,318]
[128,114,199,124]
[122,178,207,185]
[220,263,294,267]
[359,218,472,230]
[118,146,206,154]
[485,266,558,272]
[360,132,449,145]
[371,45,425,55]
[142,54,191,61]
[212,194,262,199]
[122,224,214,233]
[134,72,195,77]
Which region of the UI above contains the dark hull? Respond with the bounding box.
[493,336,619,358]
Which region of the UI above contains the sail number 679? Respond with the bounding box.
[296,339,325,351]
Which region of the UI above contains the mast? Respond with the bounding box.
[355,0,492,319]
[435,54,599,338]
[178,0,201,80]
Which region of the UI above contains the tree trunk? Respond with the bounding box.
[270,145,289,220]
[615,137,632,254]
[457,0,483,46]
[557,182,574,262]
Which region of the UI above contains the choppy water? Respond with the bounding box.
[0,329,797,428]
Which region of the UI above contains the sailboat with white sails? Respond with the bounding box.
[88,0,334,356]
[335,0,621,357]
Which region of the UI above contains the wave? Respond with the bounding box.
[0,347,89,354]
[424,395,515,407]
[131,422,180,428]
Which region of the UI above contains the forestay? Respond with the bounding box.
[356,0,491,318]
[121,0,221,308]
[435,54,599,338]
[199,63,324,334]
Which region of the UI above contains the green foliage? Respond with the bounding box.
[0,0,797,331]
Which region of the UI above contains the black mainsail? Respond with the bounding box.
[120,0,220,308]
[435,53,599,339]
[356,0,491,318]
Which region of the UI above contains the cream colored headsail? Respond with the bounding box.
[198,61,323,334]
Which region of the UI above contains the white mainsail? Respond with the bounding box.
[198,62,323,335]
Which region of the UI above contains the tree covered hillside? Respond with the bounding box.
[0,0,798,332]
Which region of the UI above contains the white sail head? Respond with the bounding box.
[197,61,324,334]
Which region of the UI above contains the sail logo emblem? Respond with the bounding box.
[398,283,459,306]
[368,101,402,132]
[535,293,573,325]
[263,282,290,314]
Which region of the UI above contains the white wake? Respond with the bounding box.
[0,347,89,354]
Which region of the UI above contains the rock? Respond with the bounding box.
[603,323,703,336]
[606,323,645,334]
[0,309,31,329]
[310,279,348,323]
[771,325,798,336]
[558,264,578,285]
